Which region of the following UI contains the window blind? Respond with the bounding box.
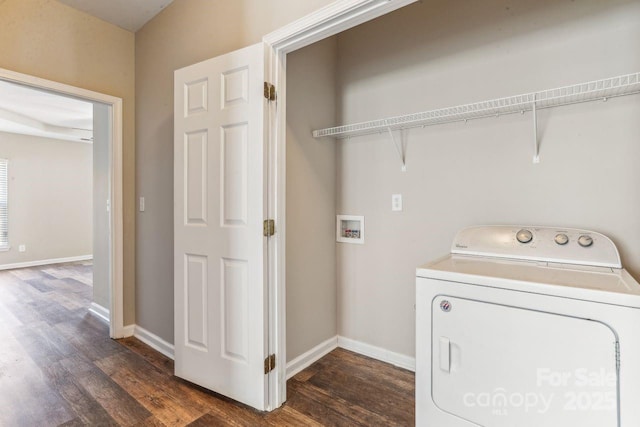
[0,159,8,248]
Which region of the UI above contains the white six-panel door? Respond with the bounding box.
[174,43,267,410]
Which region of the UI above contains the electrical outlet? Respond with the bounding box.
[18,244,26,252]
[139,196,145,212]
[392,194,403,211]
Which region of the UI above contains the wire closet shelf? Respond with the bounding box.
[312,72,640,140]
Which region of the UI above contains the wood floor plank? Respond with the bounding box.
[58,418,88,427]
[306,351,415,425]
[0,283,42,326]
[49,289,91,311]
[133,415,169,426]
[25,277,55,293]
[118,336,174,375]
[0,294,23,329]
[287,377,398,426]
[42,262,92,282]
[186,413,232,427]
[60,354,152,426]
[96,351,207,425]
[292,366,320,383]
[12,321,71,367]
[43,360,119,426]
[0,328,76,426]
[326,348,415,389]
[187,397,268,427]
[265,405,325,426]
[0,261,416,427]
[55,314,127,361]
[9,267,51,280]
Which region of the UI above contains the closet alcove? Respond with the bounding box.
[284,0,640,376]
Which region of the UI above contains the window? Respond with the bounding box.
[0,159,7,249]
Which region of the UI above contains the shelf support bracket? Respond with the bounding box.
[532,94,540,164]
[385,121,407,171]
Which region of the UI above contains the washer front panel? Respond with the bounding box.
[415,277,640,427]
[431,295,618,427]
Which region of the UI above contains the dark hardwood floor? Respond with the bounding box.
[0,262,415,426]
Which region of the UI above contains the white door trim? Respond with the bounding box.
[262,0,417,409]
[0,67,125,339]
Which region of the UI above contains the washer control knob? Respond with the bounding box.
[516,229,533,244]
[554,233,569,245]
[578,235,593,247]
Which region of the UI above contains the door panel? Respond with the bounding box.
[221,124,248,226]
[185,254,207,351]
[221,258,249,362]
[185,131,208,225]
[174,43,266,410]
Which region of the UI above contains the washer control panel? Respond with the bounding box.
[452,226,621,268]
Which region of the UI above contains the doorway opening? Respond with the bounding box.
[0,68,124,338]
[264,0,418,409]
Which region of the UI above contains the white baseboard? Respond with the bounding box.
[116,329,413,374]
[89,302,110,324]
[286,336,338,379]
[338,335,415,372]
[86,306,173,363]
[122,324,136,337]
[134,325,175,360]
[0,254,93,271]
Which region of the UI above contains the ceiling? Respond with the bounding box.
[0,80,93,143]
[56,0,175,32]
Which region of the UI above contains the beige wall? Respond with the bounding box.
[0,0,136,324]
[335,0,640,358]
[135,0,335,342]
[286,37,338,361]
[0,132,92,265]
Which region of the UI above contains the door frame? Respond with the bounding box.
[263,0,417,409]
[0,68,125,339]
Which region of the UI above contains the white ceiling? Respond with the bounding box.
[0,80,93,143]
[56,0,175,32]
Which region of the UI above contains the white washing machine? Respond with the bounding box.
[416,226,640,427]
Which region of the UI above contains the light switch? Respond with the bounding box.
[18,245,26,252]
[392,194,403,211]
[139,197,145,212]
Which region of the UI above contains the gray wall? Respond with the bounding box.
[134,0,640,360]
[93,103,110,310]
[135,0,335,342]
[335,0,640,358]
[0,132,92,265]
[286,37,338,361]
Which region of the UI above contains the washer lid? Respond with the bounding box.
[451,225,621,268]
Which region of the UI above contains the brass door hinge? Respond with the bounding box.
[264,82,276,101]
[264,354,276,374]
[263,219,275,237]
